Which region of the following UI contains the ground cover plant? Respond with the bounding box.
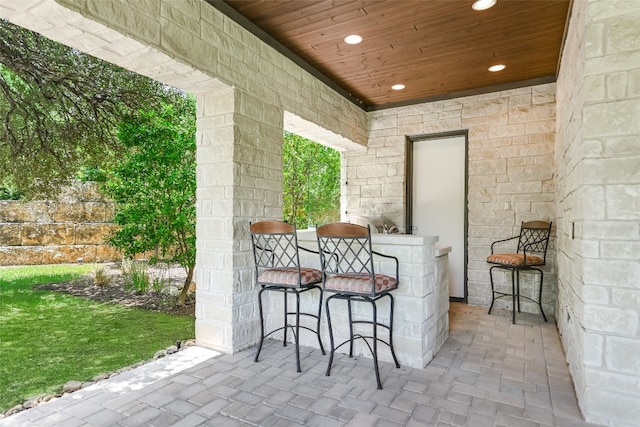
[0,264,194,412]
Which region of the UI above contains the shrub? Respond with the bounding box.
[93,265,112,287]
[122,259,150,293]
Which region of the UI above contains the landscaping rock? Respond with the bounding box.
[92,373,109,382]
[62,380,83,393]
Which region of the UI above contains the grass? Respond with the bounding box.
[0,264,195,412]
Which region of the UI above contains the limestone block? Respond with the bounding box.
[43,245,96,264]
[584,259,640,287]
[582,286,610,304]
[585,367,640,397]
[75,223,115,244]
[85,0,161,44]
[0,202,31,222]
[0,247,43,266]
[606,12,640,54]
[469,159,507,176]
[0,224,21,246]
[21,224,75,246]
[55,202,108,223]
[584,333,604,368]
[583,157,640,185]
[584,99,640,137]
[607,184,640,219]
[462,98,507,118]
[160,1,200,34]
[95,245,121,262]
[583,220,639,240]
[606,335,640,375]
[601,241,640,260]
[611,288,640,311]
[584,305,639,335]
[495,182,542,195]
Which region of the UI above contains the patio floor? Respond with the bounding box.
[0,303,604,427]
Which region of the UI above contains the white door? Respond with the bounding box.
[411,135,466,299]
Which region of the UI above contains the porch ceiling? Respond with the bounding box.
[213,0,571,111]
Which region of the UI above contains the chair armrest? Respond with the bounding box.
[490,235,519,254]
[372,250,399,281]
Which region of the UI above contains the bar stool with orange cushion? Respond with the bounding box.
[316,222,400,390]
[487,220,552,324]
[250,220,325,373]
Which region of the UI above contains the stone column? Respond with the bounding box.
[194,87,284,353]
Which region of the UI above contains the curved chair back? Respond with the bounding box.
[316,222,398,296]
[250,220,304,287]
[516,221,552,264]
[316,223,375,286]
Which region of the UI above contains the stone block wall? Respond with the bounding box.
[556,0,640,425]
[0,182,120,266]
[344,84,557,315]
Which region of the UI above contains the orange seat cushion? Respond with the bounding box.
[257,267,322,286]
[487,253,544,266]
[324,274,397,294]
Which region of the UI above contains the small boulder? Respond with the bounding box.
[6,404,24,416]
[92,373,109,382]
[62,380,83,393]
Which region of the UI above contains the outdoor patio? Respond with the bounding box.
[0,303,602,427]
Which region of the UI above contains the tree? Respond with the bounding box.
[282,132,341,228]
[0,19,182,198]
[104,97,196,305]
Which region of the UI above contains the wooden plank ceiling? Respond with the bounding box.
[220,0,571,111]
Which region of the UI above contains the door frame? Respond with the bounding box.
[405,130,469,303]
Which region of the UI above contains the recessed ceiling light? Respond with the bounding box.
[391,84,406,90]
[344,34,363,45]
[472,0,497,11]
[488,64,506,72]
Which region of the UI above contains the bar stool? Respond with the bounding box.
[250,220,325,372]
[316,222,400,390]
[487,220,552,324]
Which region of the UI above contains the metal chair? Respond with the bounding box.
[487,220,552,324]
[316,222,400,390]
[250,220,325,373]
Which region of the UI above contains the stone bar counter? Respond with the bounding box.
[262,230,450,369]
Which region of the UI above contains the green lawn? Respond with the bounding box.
[0,264,194,412]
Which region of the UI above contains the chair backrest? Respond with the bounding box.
[316,222,375,278]
[517,221,552,262]
[250,220,301,273]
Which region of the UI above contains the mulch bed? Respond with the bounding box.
[34,263,195,316]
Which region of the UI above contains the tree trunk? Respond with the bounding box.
[178,263,195,306]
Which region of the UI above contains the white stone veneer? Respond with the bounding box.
[344,84,558,317]
[556,0,640,425]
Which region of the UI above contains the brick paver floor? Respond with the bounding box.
[0,303,603,426]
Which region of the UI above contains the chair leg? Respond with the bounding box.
[488,266,497,314]
[325,294,336,377]
[370,298,382,390]
[516,269,521,313]
[533,268,548,322]
[294,290,301,373]
[387,294,400,369]
[347,299,354,357]
[511,269,516,324]
[255,287,266,363]
[283,290,288,347]
[316,287,326,355]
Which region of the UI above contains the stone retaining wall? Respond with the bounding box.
[0,182,120,266]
